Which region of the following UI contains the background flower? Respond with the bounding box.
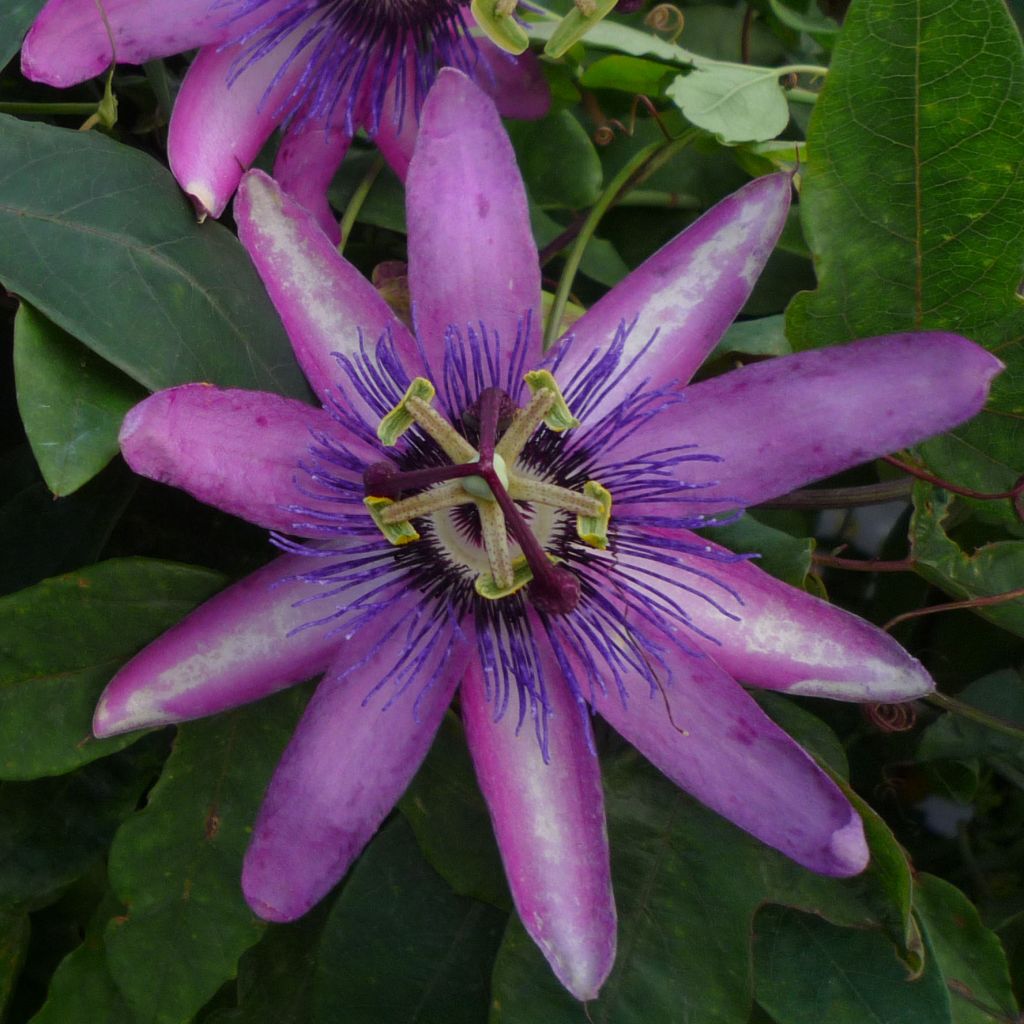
[93,71,999,999]
[21,0,549,236]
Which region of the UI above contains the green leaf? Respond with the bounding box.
[914,874,1020,1024]
[29,893,139,1024]
[0,115,308,397]
[787,0,1024,350]
[909,485,1024,638]
[666,65,791,144]
[508,110,603,209]
[767,0,840,41]
[0,558,226,779]
[918,669,1024,771]
[0,911,29,1016]
[753,904,952,1024]
[0,0,44,69]
[703,512,813,588]
[13,303,145,497]
[0,742,161,909]
[312,817,507,1024]
[710,314,793,361]
[104,688,308,1024]
[492,751,917,1022]
[399,714,509,910]
[579,55,674,96]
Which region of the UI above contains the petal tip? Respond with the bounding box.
[242,858,309,923]
[826,811,870,877]
[182,180,224,222]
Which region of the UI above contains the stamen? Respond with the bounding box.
[478,501,514,588]
[523,370,581,432]
[495,389,556,463]
[364,496,420,545]
[406,395,478,462]
[508,478,604,516]
[576,481,612,549]
[382,480,467,522]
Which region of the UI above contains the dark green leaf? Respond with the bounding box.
[529,205,628,288]
[492,751,917,1023]
[0,558,226,779]
[0,115,308,397]
[0,911,29,1015]
[753,905,952,1024]
[399,714,509,910]
[104,688,309,1024]
[508,111,603,209]
[914,874,1019,1024]
[14,303,145,497]
[312,817,506,1024]
[0,742,161,910]
[0,0,44,69]
[787,0,1024,350]
[0,449,135,597]
[909,486,1024,638]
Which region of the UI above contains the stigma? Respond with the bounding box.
[362,374,612,615]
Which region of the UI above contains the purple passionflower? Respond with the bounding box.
[95,71,999,999]
[21,0,548,239]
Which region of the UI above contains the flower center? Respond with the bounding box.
[362,373,612,615]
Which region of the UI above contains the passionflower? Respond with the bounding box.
[20,0,548,239]
[95,70,1000,999]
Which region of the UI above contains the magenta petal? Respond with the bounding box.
[242,617,468,921]
[168,34,307,219]
[93,551,343,736]
[547,173,791,413]
[406,70,541,371]
[476,46,550,120]
[592,647,868,877]
[119,384,349,535]
[21,0,234,86]
[624,529,933,701]
[462,639,615,1000]
[273,116,353,245]
[235,170,425,406]
[648,332,1003,511]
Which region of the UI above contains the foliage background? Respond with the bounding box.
[1,0,1023,1021]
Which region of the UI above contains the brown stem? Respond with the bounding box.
[741,4,755,64]
[883,455,1024,521]
[812,553,916,573]
[883,585,1024,632]
[760,478,913,509]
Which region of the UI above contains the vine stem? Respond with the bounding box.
[883,454,1024,521]
[337,155,385,253]
[543,131,696,351]
[883,585,1024,632]
[925,691,1024,743]
[761,477,913,509]
[0,102,98,115]
[812,553,915,573]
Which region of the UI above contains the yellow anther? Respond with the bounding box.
[523,370,580,432]
[376,377,436,446]
[576,480,612,549]
[364,496,420,545]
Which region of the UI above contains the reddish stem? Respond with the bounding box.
[883,586,1024,632]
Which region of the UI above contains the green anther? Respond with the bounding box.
[376,377,436,446]
[577,480,612,549]
[543,0,618,59]
[523,370,580,432]
[364,496,420,546]
[475,556,535,600]
[470,0,530,54]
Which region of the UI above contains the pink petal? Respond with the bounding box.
[617,528,934,701]
[21,0,240,87]
[627,332,1002,512]
[406,70,541,376]
[93,550,344,736]
[364,67,419,182]
[168,31,309,220]
[119,384,367,536]
[461,632,615,1000]
[273,115,353,244]
[235,170,425,407]
[242,613,469,921]
[590,642,868,877]
[547,173,791,417]
[476,46,550,120]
